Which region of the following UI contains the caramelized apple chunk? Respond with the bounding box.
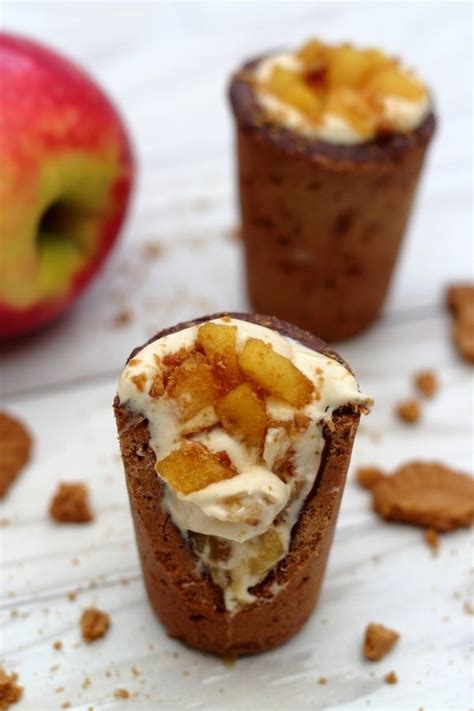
[328,45,387,87]
[239,338,314,408]
[326,86,377,138]
[267,66,322,120]
[215,382,267,449]
[297,39,330,73]
[366,66,426,101]
[165,352,219,421]
[248,528,285,576]
[156,442,237,495]
[196,322,243,392]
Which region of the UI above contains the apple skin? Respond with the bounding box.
[0,33,134,338]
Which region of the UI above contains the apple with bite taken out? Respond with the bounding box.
[0,33,134,338]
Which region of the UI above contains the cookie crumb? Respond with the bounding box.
[356,467,384,490]
[447,283,474,363]
[413,370,438,398]
[53,640,63,651]
[0,668,22,709]
[81,607,110,642]
[61,703,71,709]
[143,241,163,260]
[112,309,132,328]
[0,412,33,498]
[49,483,93,524]
[372,461,474,531]
[130,666,140,677]
[114,688,130,700]
[384,671,398,684]
[317,676,327,685]
[363,623,399,661]
[463,601,474,616]
[67,591,77,602]
[82,677,91,689]
[395,398,421,424]
[424,528,439,554]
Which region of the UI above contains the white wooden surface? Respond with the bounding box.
[1,3,473,710]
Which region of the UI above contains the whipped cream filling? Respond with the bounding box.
[254,52,430,144]
[118,317,372,611]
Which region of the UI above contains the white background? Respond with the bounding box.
[1,2,473,710]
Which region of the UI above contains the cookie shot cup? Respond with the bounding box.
[229,40,436,341]
[114,313,372,655]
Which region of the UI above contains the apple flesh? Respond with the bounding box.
[0,33,134,338]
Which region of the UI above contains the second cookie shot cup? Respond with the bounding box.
[229,39,436,341]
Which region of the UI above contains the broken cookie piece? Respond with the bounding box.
[372,462,474,531]
[49,483,93,524]
[356,466,384,490]
[447,283,474,316]
[0,667,22,709]
[80,607,110,642]
[446,283,474,364]
[363,623,400,661]
[0,411,33,498]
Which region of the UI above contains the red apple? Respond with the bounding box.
[0,33,134,338]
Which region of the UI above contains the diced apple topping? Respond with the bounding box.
[325,87,377,139]
[196,322,243,393]
[266,66,322,121]
[156,442,237,495]
[248,528,285,576]
[165,351,220,421]
[327,45,386,87]
[239,338,314,408]
[296,39,330,74]
[215,382,267,449]
[365,66,426,101]
[256,38,428,138]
